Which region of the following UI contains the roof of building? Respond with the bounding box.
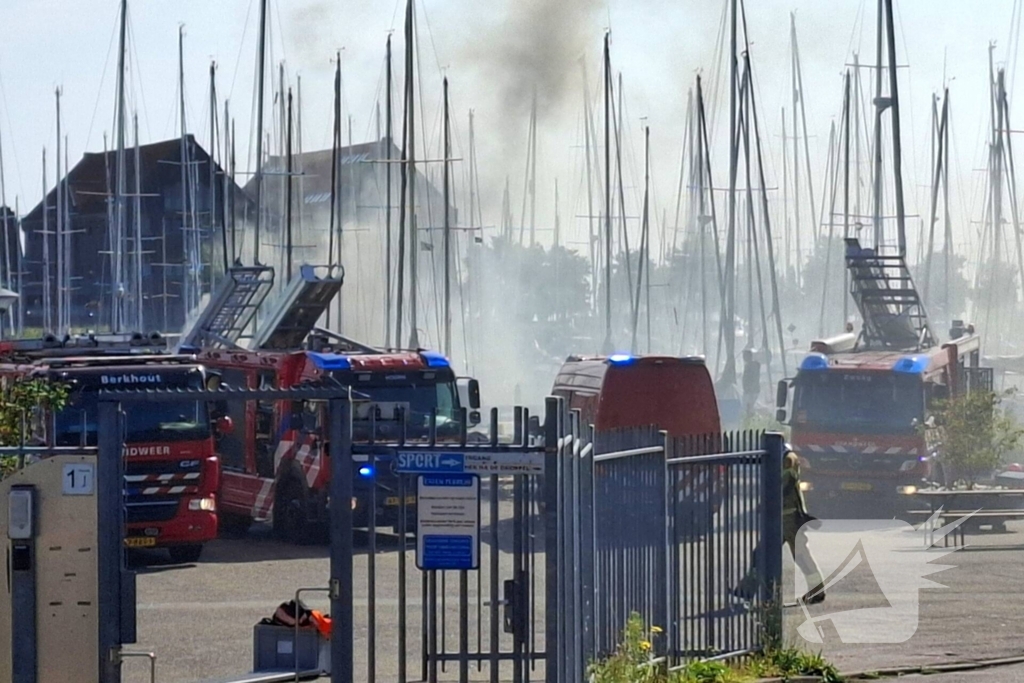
[23,135,251,223]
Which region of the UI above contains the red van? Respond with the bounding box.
[551,354,724,536]
[551,354,721,436]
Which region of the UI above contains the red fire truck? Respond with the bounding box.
[775,238,992,518]
[776,328,986,518]
[204,345,477,542]
[0,335,222,562]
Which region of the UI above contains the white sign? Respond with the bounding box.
[463,452,544,475]
[416,474,480,570]
[62,463,95,496]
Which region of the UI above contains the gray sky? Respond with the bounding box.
[1,0,1021,262]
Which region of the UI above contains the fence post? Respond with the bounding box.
[544,396,560,683]
[329,396,354,683]
[760,432,785,644]
[662,431,674,664]
[97,399,126,683]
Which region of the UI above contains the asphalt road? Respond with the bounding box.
[128,490,541,683]
[125,507,1024,683]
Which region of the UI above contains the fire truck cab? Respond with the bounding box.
[0,334,221,563]
[204,346,477,542]
[776,326,989,517]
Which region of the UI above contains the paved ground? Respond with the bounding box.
[126,514,1024,683]
[893,662,1024,682]
[128,488,539,683]
[780,519,1024,675]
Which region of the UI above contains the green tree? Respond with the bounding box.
[0,378,70,480]
[929,389,1024,487]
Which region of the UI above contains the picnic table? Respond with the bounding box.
[905,487,1024,547]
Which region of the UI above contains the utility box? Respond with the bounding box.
[253,623,331,674]
[0,455,100,683]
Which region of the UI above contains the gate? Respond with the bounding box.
[555,418,784,678]
[349,400,559,683]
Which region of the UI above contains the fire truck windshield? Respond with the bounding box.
[53,397,211,446]
[343,375,460,439]
[794,371,923,434]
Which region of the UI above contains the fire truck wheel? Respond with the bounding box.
[168,545,203,564]
[219,512,252,537]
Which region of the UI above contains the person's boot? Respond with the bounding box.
[801,583,826,605]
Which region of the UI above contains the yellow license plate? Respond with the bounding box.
[124,537,157,548]
[385,495,417,506]
[841,482,873,492]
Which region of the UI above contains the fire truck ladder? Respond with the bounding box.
[178,265,275,349]
[845,237,936,350]
[250,264,345,350]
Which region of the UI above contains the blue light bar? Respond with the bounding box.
[893,355,928,374]
[358,465,374,478]
[607,353,636,366]
[307,351,352,371]
[799,353,829,371]
[420,350,451,368]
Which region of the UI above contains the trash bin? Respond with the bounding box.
[253,623,331,674]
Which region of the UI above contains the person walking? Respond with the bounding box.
[733,447,826,604]
[741,348,761,419]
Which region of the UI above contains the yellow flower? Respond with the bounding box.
[639,640,652,651]
[650,626,663,634]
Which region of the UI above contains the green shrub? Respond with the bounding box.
[0,377,70,480]
[589,613,842,682]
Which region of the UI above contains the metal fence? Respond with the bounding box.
[555,418,784,679]
[8,384,782,683]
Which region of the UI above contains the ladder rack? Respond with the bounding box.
[845,238,936,350]
[178,265,275,350]
[250,265,344,351]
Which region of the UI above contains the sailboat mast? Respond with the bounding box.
[723,0,739,385]
[42,149,51,333]
[286,88,293,283]
[602,31,612,353]
[792,13,818,244]
[211,62,227,273]
[224,98,233,263]
[385,35,393,349]
[883,0,907,257]
[327,53,341,329]
[56,88,64,335]
[406,0,418,349]
[872,0,885,249]
[581,61,597,311]
[179,26,193,316]
[134,113,143,331]
[843,71,852,324]
[253,0,268,264]
[0,102,11,333]
[114,0,127,332]
[442,77,451,356]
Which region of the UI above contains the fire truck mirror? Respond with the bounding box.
[457,377,481,410]
[775,380,790,409]
[215,415,235,436]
